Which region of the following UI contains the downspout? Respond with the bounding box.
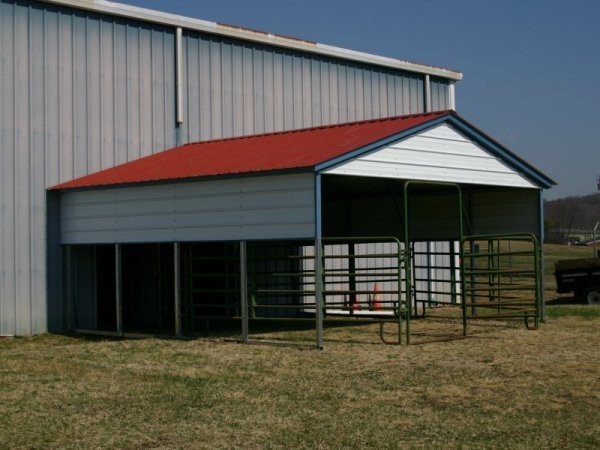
[175,27,184,145]
[424,74,431,113]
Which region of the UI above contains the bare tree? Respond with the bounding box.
[545,193,600,244]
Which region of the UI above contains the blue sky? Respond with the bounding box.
[124,0,600,200]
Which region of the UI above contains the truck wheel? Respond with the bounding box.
[582,285,600,305]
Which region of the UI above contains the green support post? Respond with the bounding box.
[450,241,457,305]
[174,243,182,338]
[460,239,467,336]
[403,185,412,344]
[398,243,404,344]
[240,241,249,343]
[315,238,324,350]
[115,244,123,337]
[534,237,541,329]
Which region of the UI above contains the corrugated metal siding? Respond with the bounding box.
[336,192,461,241]
[180,31,432,141]
[0,0,176,334]
[470,188,540,236]
[0,0,452,335]
[345,196,404,238]
[430,77,450,111]
[60,173,315,244]
[408,192,462,241]
[324,124,538,188]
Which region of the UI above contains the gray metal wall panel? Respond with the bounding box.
[180,31,434,141]
[0,0,176,335]
[60,173,315,244]
[46,192,63,332]
[430,76,450,111]
[14,1,32,336]
[0,0,453,335]
[0,0,15,335]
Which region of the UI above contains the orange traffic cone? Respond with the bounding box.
[371,283,382,311]
[351,293,361,310]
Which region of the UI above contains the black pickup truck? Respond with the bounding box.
[555,257,600,304]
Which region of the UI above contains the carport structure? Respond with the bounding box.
[51,111,555,348]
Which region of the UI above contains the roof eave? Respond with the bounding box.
[41,0,463,81]
[315,113,452,172]
[49,166,315,192]
[445,115,557,189]
[315,112,556,190]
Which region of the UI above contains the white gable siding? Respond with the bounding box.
[60,173,315,244]
[323,124,537,189]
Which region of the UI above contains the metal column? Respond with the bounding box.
[115,244,123,336]
[174,242,182,337]
[402,189,412,343]
[424,74,431,112]
[449,81,456,110]
[65,245,73,331]
[240,241,249,343]
[175,27,183,126]
[538,190,546,323]
[315,238,324,350]
[315,174,324,349]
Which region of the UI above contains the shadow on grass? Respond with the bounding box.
[66,319,385,344]
[65,309,551,347]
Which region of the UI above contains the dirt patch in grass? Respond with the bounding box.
[1,314,599,449]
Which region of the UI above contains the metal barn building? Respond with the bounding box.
[0,0,554,343]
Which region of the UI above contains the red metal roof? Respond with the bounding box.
[51,111,450,190]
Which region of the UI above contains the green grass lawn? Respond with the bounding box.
[1,244,599,449]
[490,241,594,300]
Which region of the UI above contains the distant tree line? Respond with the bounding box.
[545,193,600,244]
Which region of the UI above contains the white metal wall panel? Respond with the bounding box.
[412,241,460,304]
[60,173,315,244]
[0,0,176,335]
[470,188,540,236]
[324,124,537,189]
